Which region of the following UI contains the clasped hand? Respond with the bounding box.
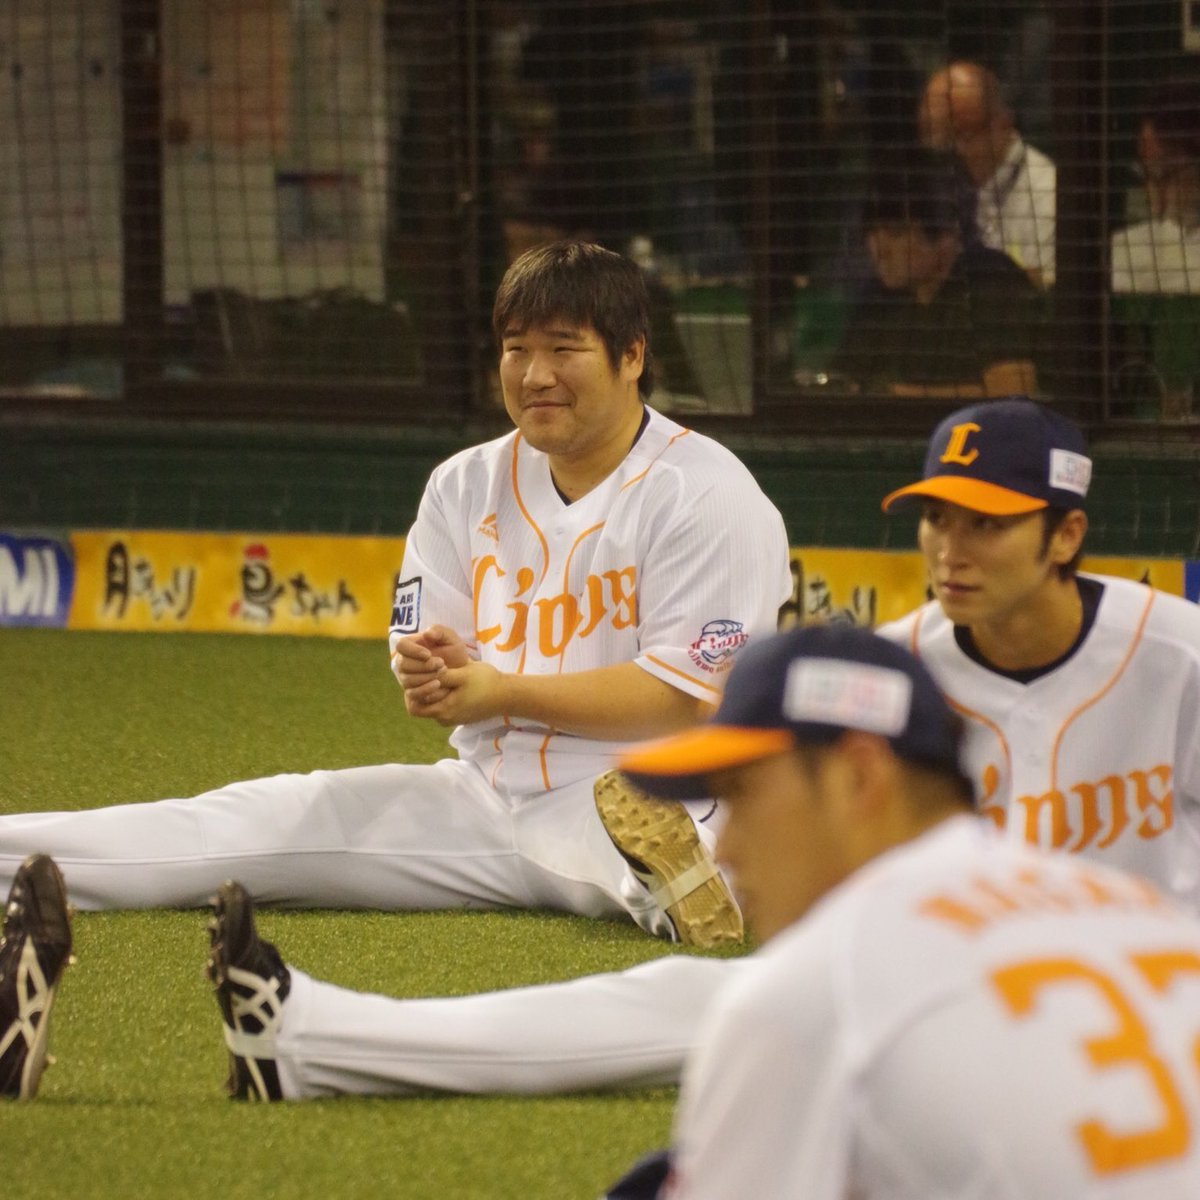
[390,625,505,727]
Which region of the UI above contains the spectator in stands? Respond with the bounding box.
[1110,77,1200,421]
[826,149,1040,400]
[1111,77,1200,293]
[919,60,1056,289]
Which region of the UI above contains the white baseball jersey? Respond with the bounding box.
[390,406,793,796]
[880,575,1200,911]
[1111,217,1200,295]
[668,815,1200,1199]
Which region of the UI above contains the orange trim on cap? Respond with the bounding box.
[619,726,794,778]
[881,476,1048,516]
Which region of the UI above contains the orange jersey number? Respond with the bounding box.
[992,951,1200,1175]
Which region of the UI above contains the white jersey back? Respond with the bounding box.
[880,576,1200,911]
[390,407,792,795]
[669,817,1200,1199]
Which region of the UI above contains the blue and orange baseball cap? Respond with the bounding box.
[618,625,970,801]
[880,398,1092,516]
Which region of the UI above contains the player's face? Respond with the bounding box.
[713,750,850,943]
[918,499,1061,627]
[498,322,645,463]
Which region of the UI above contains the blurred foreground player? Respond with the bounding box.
[612,625,1200,1198]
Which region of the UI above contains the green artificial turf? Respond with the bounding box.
[0,628,723,1198]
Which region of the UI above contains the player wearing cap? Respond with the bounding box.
[877,396,1200,909]
[612,624,1200,1198]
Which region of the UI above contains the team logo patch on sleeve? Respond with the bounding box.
[390,576,422,634]
[687,619,749,673]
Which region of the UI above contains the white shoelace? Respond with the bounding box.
[0,939,52,1061]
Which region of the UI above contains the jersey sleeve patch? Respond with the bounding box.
[687,619,750,674]
[390,575,422,634]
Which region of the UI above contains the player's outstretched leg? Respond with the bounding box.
[0,854,74,1100]
[594,772,743,949]
[206,881,290,1102]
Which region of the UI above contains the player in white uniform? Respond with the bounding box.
[0,240,793,1099]
[877,397,1200,907]
[615,624,1200,1199]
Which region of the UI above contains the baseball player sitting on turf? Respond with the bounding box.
[607,624,1200,1198]
[0,239,794,1100]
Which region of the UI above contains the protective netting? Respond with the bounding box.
[0,1,1197,439]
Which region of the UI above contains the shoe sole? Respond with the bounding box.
[206,882,284,1102]
[17,941,59,1100]
[595,773,743,949]
[5,855,72,1101]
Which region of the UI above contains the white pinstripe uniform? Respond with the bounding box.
[395,406,790,801]
[878,576,1200,911]
[0,405,790,930]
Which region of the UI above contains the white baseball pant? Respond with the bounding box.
[0,758,669,935]
[274,954,743,1097]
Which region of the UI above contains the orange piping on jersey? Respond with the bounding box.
[906,606,926,655]
[538,731,554,790]
[908,605,1014,790]
[619,428,692,491]
[1048,587,1156,791]
[510,433,551,675]
[644,654,724,698]
[554,521,608,671]
[489,730,505,788]
[946,697,1013,784]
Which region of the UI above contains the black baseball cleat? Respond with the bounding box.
[595,771,744,949]
[206,880,290,1102]
[0,854,74,1100]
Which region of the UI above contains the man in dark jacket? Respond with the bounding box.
[828,148,1042,399]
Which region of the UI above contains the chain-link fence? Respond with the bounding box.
[0,1,1197,437]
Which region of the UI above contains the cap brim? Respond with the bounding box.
[618,727,795,801]
[881,476,1048,516]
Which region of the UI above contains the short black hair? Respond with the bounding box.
[864,148,966,241]
[492,240,655,398]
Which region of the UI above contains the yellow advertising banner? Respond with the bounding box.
[62,531,1190,640]
[780,548,1185,630]
[69,531,406,638]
